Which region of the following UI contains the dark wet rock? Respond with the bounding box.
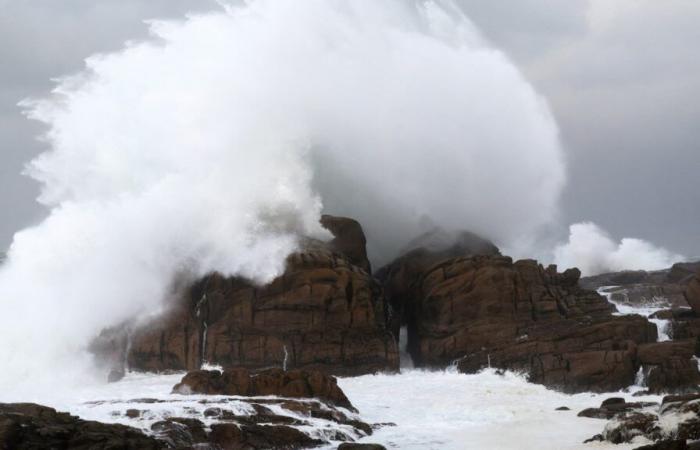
[634,440,689,450]
[377,235,700,394]
[604,412,662,444]
[380,247,661,393]
[151,417,207,448]
[580,263,700,313]
[0,403,163,449]
[589,391,700,445]
[685,270,700,316]
[320,214,371,273]
[337,444,388,450]
[172,367,355,410]
[209,423,323,449]
[125,408,141,418]
[555,406,570,411]
[638,340,700,394]
[577,398,657,420]
[375,228,499,338]
[584,434,604,443]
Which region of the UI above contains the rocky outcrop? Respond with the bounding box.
[375,229,500,344]
[49,369,378,449]
[637,340,700,394]
[320,214,371,273]
[685,270,700,315]
[95,215,399,377]
[172,368,355,410]
[585,394,700,446]
[378,235,700,393]
[0,403,163,449]
[660,271,700,341]
[578,397,658,419]
[385,252,662,392]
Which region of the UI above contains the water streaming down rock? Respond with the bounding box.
[599,287,672,342]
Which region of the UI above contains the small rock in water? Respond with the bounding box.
[555,406,570,411]
[338,444,388,450]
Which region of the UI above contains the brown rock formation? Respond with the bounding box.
[381,250,671,392]
[0,403,163,449]
[116,215,398,376]
[586,393,700,446]
[172,368,355,411]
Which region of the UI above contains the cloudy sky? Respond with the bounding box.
[1,0,698,257]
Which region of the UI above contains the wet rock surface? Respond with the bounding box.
[581,262,700,311]
[584,394,700,447]
[8,380,377,449]
[382,249,664,392]
[94,215,399,378]
[0,403,163,449]
[172,368,355,410]
[377,237,700,394]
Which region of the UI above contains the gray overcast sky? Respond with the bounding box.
[1,0,698,256]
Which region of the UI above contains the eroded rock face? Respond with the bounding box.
[381,250,671,392]
[0,403,163,450]
[172,368,355,411]
[106,215,398,377]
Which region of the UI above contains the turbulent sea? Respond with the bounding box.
[17,291,677,450]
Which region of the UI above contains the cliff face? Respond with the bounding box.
[92,218,700,394]
[93,215,399,377]
[380,246,699,394]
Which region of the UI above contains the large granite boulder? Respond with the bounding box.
[380,247,674,392]
[96,215,398,377]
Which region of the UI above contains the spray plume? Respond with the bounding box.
[0,0,567,397]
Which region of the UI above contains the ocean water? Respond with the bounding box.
[4,288,683,449]
[30,367,656,450]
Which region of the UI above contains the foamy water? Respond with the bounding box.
[599,287,672,341]
[30,368,658,449]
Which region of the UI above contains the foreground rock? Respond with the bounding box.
[172,367,355,410]
[0,403,163,449]
[584,394,700,446]
[380,238,700,393]
[2,370,376,449]
[94,215,399,377]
